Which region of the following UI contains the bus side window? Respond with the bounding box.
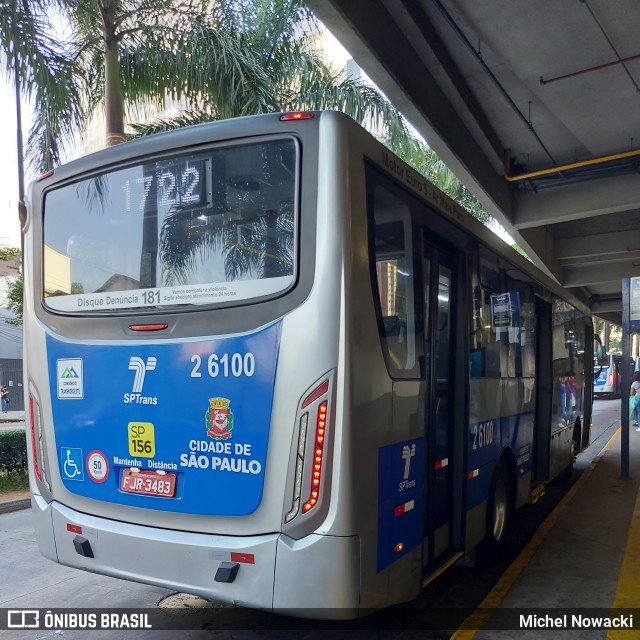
[371,185,417,374]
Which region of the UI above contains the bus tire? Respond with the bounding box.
[478,459,511,562]
[564,418,581,481]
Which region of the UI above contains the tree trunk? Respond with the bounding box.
[104,34,125,146]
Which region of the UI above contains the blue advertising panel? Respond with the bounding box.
[46,322,281,516]
[377,437,424,572]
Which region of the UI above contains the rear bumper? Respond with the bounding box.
[593,386,615,395]
[32,494,360,618]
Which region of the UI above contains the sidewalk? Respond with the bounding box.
[0,410,30,514]
[460,422,639,639]
[0,409,26,423]
[0,489,30,514]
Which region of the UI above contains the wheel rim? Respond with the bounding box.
[493,478,508,542]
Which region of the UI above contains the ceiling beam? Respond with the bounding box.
[514,173,640,229]
[563,261,640,288]
[591,299,623,314]
[555,231,640,260]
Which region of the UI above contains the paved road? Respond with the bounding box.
[0,399,624,639]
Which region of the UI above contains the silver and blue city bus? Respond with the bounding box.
[24,111,594,618]
[593,352,623,397]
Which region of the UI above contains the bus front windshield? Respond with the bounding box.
[43,138,297,313]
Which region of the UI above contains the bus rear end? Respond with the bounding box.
[593,353,621,397]
[23,113,357,618]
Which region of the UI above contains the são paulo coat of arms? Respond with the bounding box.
[206,397,234,440]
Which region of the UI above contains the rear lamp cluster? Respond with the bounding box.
[285,379,331,523]
[29,394,50,491]
[303,401,327,513]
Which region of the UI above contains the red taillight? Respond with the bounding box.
[37,170,54,181]
[302,379,329,408]
[129,324,168,332]
[607,373,613,386]
[29,396,42,481]
[279,111,314,121]
[303,401,328,513]
[29,393,50,490]
[285,377,333,524]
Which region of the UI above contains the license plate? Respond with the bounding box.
[120,468,176,497]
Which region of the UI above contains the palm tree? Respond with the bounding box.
[128,0,500,287]
[122,0,419,284]
[4,0,494,295]
[0,1,83,178]
[126,0,413,141]
[69,0,280,148]
[0,0,280,173]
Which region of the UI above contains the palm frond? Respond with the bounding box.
[0,1,86,172]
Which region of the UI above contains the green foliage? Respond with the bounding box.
[126,0,491,229]
[0,431,28,475]
[0,247,20,262]
[512,244,528,258]
[0,0,84,173]
[0,470,29,493]
[2,0,507,245]
[5,274,23,326]
[384,129,492,226]
[127,0,414,147]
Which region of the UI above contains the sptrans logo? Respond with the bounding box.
[399,444,416,491]
[124,357,158,405]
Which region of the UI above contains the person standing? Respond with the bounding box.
[632,372,640,430]
[0,386,8,413]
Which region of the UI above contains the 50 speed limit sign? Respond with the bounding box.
[86,450,109,483]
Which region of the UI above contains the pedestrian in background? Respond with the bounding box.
[632,372,640,430]
[0,386,8,413]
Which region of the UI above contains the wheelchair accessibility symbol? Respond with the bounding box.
[60,447,85,481]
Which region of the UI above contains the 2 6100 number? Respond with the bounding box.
[190,352,255,378]
[472,420,495,450]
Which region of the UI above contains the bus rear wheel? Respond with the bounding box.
[563,418,581,480]
[478,459,511,561]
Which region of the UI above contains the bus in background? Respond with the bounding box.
[593,351,640,398]
[23,111,594,618]
[593,351,623,397]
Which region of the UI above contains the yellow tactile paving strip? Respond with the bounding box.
[606,464,640,639]
[451,427,622,639]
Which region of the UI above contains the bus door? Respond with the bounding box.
[421,236,461,569]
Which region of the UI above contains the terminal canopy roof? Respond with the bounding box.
[308,0,640,323]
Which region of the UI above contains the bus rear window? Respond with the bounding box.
[43,138,298,313]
